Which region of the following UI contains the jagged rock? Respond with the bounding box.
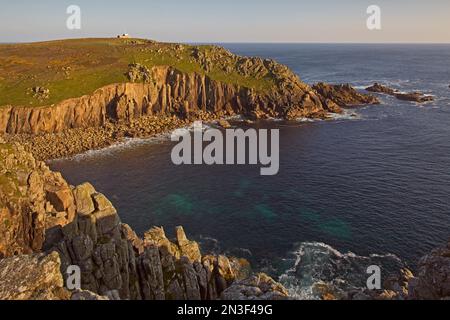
[366,83,434,103]
[221,273,289,300]
[144,226,181,258]
[28,86,50,100]
[0,143,73,257]
[383,268,414,299]
[176,226,202,263]
[46,186,74,212]
[366,83,397,95]
[92,195,120,235]
[395,92,434,103]
[73,183,96,216]
[126,63,152,83]
[0,252,70,300]
[0,144,290,301]
[409,239,450,300]
[179,256,202,300]
[71,289,109,300]
[218,119,232,129]
[121,224,144,255]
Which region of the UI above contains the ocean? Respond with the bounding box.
[50,44,450,298]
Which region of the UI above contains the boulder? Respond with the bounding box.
[92,194,120,235]
[71,289,109,300]
[73,183,96,216]
[221,273,289,300]
[46,186,74,212]
[176,226,202,263]
[0,252,70,300]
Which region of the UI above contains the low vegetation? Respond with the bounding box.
[0,38,277,108]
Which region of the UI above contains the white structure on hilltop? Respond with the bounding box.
[117,33,130,39]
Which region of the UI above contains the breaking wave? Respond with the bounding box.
[278,242,407,300]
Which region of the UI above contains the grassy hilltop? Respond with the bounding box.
[0,38,276,108]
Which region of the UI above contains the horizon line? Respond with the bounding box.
[2,37,450,45]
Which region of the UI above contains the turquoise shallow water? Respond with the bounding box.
[50,44,450,293]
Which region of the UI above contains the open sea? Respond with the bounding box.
[50,44,450,298]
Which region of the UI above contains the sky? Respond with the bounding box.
[0,0,449,43]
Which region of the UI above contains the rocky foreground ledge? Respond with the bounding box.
[1,141,448,300]
[0,141,288,300]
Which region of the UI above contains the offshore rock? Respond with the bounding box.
[366,83,434,103]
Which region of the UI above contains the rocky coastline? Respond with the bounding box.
[1,40,447,301]
[0,39,382,161]
[0,142,449,300]
[1,75,380,161]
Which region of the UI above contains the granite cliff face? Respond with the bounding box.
[0,142,288,300]
[0,142,75,258]
[0,65,319,134]
[0,63,379,136]
[1,41,380,161]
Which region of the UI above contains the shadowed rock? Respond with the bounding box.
[313,83,380,108]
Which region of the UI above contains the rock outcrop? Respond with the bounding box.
[0,252,70,300]
[313,83,380,108]
[0,142,74,258]
[0,66,380,136]
[408,239,450,300]
[366,83,434,103]
[1,142,447,301]
[0,142,285,300]
[221,273,289,300]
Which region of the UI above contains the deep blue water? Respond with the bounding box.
[50,44,450,293]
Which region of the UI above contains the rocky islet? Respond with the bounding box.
[366,83,435,103]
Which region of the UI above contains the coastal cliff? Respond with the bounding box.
[0,141,288,300]
[0,64,334,135]
[0,39,334,135]
[0,39,380,160]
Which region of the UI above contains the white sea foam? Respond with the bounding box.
[50,135,168,163]
[296,110,362,123]
[278,242,405,300]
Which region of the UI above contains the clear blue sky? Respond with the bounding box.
[1,0,449,43]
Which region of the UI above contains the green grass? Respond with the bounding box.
[0,38,276,108]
